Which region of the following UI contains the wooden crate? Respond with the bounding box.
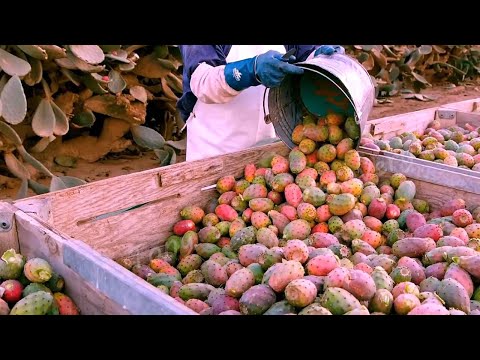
[0,202,190,314]
[12,142,290,315]
[361,97,480,193]
[10,137,480,314]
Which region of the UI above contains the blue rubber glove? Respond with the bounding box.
[315,45,345,56]
[224,50,304,91]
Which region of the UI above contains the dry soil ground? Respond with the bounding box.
[1,84,479,201]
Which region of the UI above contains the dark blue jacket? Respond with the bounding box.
[177,45,317,120]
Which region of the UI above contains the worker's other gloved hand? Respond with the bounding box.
[314,45,345,56]
[224,50,304,91]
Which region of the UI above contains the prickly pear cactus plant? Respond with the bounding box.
[0,45,184,198]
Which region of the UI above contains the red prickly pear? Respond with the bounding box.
[225,261,244,277]
[212,294,240,315]
[425,262,448,280]
[407,302,449,315]
[361,230,383,249]
[453,255,480,278]
[465,223,480,238]
[350,252,368,265]
[360,157,375,174]
[312,222,329,234]
[340,178,363,197]
[271,155,289,174]
[342,219,366,241]
[268,260,305,292]
[310,233,339,248]
[324,267,350,289]
[180,206,205,224]
[241,209,253,224]
[0,279,23,303]
[413,224,443,241]
[185,299,210,313]
[360,185,381,206]
[218,191,237,205]
[368,198,387,219]
[173,220,196,236]
[284,279,317,307]
[306,252,339,276]
[437,236,465,247]
[251,211,271,229]
[215,204,238,222]
[440,199,466,217]
[344,269,377,301]
[280,204,298,221]
[354,263,373,274]
[341,209,363,223]
[351,239,376,256]
[406,212,427,232]
[283,240,309,264]
[268,210,290,235]
[392,237,436,258]
[267,191,283,205]
[244,164,256,182]
[256,228,279,248]
[316,205,332,222]
[298,167,318,181]
[449,228,469,244]
[397,257,426,285]
[452,209,473,227]
[243,184,268,201]
[363,216,383,233]
[216,176,236,194]
[238,244,267,267]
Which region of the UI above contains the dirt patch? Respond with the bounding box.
[1,84,479,201]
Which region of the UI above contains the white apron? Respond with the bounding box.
[185,45,286,162]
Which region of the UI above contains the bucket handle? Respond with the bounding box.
[262,87,271,124]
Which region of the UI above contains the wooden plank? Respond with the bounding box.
[0,202,19,254]
[14,142,290,259]
[14,209,195,315]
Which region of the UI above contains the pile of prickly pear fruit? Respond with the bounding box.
[362,120,480,171]
[119,112,480,315]
[0,249,79,315]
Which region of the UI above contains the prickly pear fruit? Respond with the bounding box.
[394,293,420,315]
[1,279,23,303]
[419,277,441,293]
[52,293,79,315]
[200,260,228,287]
[320,287,362,315]
[310,233,339,249]
[173,220,196,236]
[397,257,426,285]
[195,243,221,259]
[324,267,350,289]
[407,302,449,315]
[283,240,309,264]
[264,300,297,315]
[328,194,356,216]
[225,267,256,298]
[285,183,303,208]
[303,187,326,207]
[285,279,317,307]
[436,278,470,313]
[131,264,156,280]
[239,284,277,315]
[445,247,477,263]
[268,210,290,235]
[351,239,376,256]
[179,283,216,301]
[177,254,203,276]
[344,269,377,301]
[256,227,279,249]
[0,249,25,280]
[180,206,205,224]
[211,294,240,315]
[369,289,393,314]
[437,236,465,247]
[406,212,427,232]
[413,224,443,241]
[392,237,436,258]
[306,252,339,276]
[441,198,466,217]
[283,219,311,240]
[392,282,420,299]
[268,260,305,292]
[243,184,268,201]
[371,266,395,292]
[23,258,53,283]
[454,255,480,278]
[230,226,257,251]
[22,283,52,298]
[425,262,448,280]
[238,244,267,266]
[444,263,474,297]
[0,298,9,315]
[342,220,366,241]
[10,291,53,315]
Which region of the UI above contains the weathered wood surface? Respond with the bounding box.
[15,142,290,261]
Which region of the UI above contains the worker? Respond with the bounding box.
[177,45,345,161]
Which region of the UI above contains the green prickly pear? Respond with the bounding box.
[10,291,53,315]
[320,287,362,315]
[239,284,277,315]
[24,258,53,283]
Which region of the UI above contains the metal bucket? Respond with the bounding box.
[266,54,375,149]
